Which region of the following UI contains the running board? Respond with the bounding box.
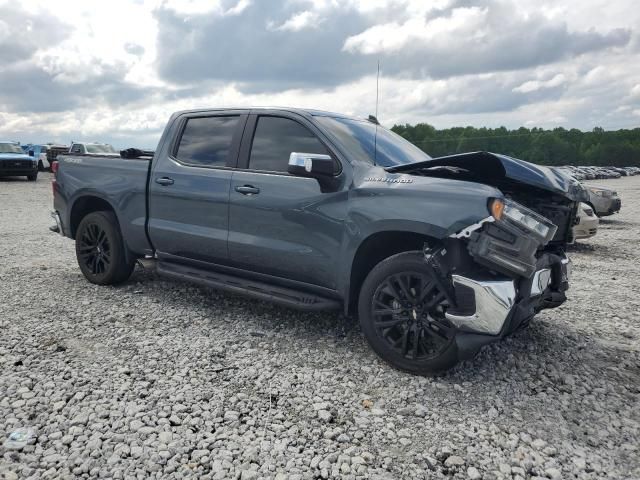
[156,261,341,311]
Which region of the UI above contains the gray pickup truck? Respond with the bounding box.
[51,108,586,374]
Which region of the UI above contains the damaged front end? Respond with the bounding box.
[424,196,571,358]
[388,151,581,357]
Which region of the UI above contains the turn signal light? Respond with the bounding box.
[490,198,505,220]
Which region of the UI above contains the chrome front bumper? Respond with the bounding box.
[445,255,571,336]
[445,275,516,335]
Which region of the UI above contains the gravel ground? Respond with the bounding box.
[1,174,639,480]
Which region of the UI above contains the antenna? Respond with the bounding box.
[373,60,380,166]
[376,60,380,119]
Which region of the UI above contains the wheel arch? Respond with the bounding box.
[69,195,118,240]
[344,230,442,316]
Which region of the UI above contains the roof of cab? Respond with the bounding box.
[171,107,366,122]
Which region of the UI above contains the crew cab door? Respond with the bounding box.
[148,111,247,264]
[227,112,347,289]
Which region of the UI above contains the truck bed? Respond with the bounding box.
[54,154,153,255]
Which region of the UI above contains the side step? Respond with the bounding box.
[156,262,341,311]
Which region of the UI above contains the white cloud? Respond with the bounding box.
[270,10,322,32]
[0,0,639,147]
[513,73,567,93]
[343,7,487,54]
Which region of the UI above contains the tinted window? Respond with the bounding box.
[86,144,117,154]
[0,143,24,154]
[176,116,239,167]
[315,116,431,167]
[71,145,82,154]
[249,116,329,172]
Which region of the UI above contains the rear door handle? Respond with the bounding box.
[155,177,174,186]
[235,185,260,195]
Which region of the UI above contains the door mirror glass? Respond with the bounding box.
[288,152,334,178]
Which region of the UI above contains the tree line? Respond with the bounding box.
[390,124,640,166]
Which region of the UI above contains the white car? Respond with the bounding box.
[573,202,599,240]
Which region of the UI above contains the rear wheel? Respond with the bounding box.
[75,211,135,285]
[358,251,459,375]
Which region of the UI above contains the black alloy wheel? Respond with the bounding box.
[358,251,460,375]
[371,272,455,361]
[75,211,136,285]
[78,222,112,276]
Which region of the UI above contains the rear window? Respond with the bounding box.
[86,144,117,154]
[175,116,240,167]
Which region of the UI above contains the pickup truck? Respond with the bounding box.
[51,108,586,375]
[1,141,39,181]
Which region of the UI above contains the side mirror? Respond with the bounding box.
[28,151,35,157]
[288,152,335,178]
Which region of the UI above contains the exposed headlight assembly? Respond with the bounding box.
[465,199,559,278]
[502,200,557,242]
[490,199,557,244]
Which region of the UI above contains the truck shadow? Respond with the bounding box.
[599,218,636,227]
[125,268,636,392]
[127,268,355,339]
[0,177,31,183]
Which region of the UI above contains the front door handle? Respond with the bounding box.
[235,185,260,195]
[155,177,174,186]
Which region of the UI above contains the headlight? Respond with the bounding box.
[491,199,557,243]
[590,188,613,198]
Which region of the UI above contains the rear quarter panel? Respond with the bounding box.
[55,155,151,255]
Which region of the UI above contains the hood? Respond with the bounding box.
[386,151,588,202]
[584,184,616,193]
[0,152,34,161]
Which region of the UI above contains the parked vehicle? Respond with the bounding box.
[584,185,621,216]
[69,142,120,156]
[51,108,585,375]
[23,144,51,171]
[45,144,70,166]
[573,203,599,240]
[0,141,39,181]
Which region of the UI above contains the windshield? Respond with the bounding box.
[315,116,431,167]
[86,144,117,154]
[0,143,25,154]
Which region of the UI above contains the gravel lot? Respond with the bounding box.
[1,174,639,480]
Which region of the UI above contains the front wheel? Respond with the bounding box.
[358,251,459,375]
[27,173,38,181]
[75,211,136,285]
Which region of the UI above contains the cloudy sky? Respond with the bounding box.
[1,0,639,148]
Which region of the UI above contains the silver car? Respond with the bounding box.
[573,202,599,240]
[584,185,621,217]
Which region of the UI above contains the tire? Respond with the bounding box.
[27,173,38,181]
[75,211,136,285]
[358,251,459,375]
[38,160,44,171]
